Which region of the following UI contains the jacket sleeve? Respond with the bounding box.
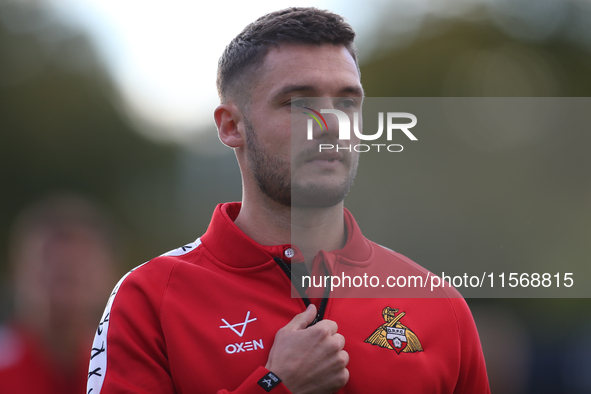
[87,261,292,394]
[216,366,291,394]
[450,297,491,394]
[86,262,176,394]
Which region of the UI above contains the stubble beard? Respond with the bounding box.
[244,118,358,208]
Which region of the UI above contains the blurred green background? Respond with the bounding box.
[1,1,590,393]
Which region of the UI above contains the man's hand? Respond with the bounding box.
[265,304,349,394]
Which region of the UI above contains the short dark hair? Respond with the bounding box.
[217,7,358,105]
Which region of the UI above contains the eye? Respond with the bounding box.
[339,99,357,109]
[291,99,306,108]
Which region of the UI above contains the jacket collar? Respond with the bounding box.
[200,202,372,270]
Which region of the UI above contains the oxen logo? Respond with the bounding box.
[219,311,257,337]
[219,311,264,355]
[365,306,423,354]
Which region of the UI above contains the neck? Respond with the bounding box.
[234,194,346,268]
[291,204,346,266]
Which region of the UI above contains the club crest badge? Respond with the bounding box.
[365,306,423,354]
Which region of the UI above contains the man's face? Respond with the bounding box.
[244,44,363,208]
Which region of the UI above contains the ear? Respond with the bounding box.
[214,104,244,148]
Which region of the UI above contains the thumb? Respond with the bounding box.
[285,303,317,330]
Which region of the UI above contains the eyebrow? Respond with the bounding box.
[339,85,365,96]
[274,85,315,99]
[272,84,365,101]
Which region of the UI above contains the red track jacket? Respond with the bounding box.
[87,202,490,393]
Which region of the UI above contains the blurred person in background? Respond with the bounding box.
[0,193,118,393]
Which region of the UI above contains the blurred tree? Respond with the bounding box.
[0,2,178,282]
[361,18,591,97]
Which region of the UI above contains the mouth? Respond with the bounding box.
[301,151,349,171]
[305,151,342,163]
[293,144,352,170]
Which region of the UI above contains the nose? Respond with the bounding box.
[319,108,350,141]
[301,107,340,141]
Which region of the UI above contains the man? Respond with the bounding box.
[0,194,117,394]
[87,7,490,393]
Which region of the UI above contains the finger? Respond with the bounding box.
[284,303,317,330]
[342,367,350,386]
[340,349,350,368]
[313,319,338,336]
[333,333,346,350]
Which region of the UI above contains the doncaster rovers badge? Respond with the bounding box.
[365,306,423,354]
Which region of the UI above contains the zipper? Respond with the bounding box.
[273,257,330,326]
